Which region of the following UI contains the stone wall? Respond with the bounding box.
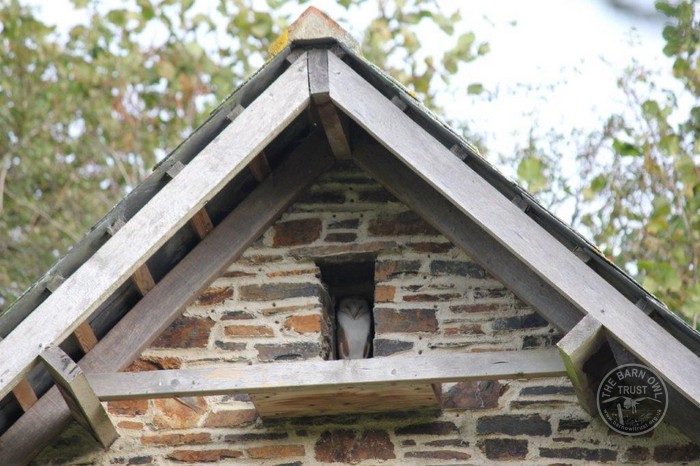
[36,161,697,465]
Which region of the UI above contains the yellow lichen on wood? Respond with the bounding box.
[268,29,289,57]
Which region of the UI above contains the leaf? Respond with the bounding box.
[467,83,483,95]
[612,139,642,156]
[517,155,548,193]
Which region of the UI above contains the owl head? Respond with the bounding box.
[337,295,370,319]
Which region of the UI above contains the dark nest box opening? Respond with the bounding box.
[318,259,375,360]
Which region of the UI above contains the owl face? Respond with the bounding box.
[337,296,369,319]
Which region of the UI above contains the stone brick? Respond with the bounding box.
[324,232,357,243]
[358,189,395,203]
[167,449,243,463]
[425,439,469,447]
[267,267,319,278]
[284,314,322,333]
[375,260,422,281]
[430,260,485,278]
[247,445,305,459]
[492,313,549,331]
[237,254,284,264]
[297,190,346,205]
[255,342,321,361]
[368,211,438,236]
[520,385,575,396]
[625,446,650,462]
[449,303,502,314]
[522,335,559,348]
[374,308,438,333]
[152,316,214,348]
[540,447,617,462]
[125,359,159,372]
[239,283,319,301]
[225,324,274,337]
[107,399,148,416]
[221,310,256,320]
[329,218,359,229]
[557,418,590,432]
[510,399,573,410]
[477,415,551,436]
[442,380,505,409]
[314,429,395,463]
[408,242,453,253]
[204,409,258,428]
[141,433,211,446]
[117,421,144,430]
[196,286,233,306]
[261,303,317,316]
[273,218,322,246]
[480,438,528,460]
[223,432,289,442]
[405,450,471,460]
[374,285,396,303]
[401,440,416,446]
[473,286,509,299]
[222,270,256,278]
[403,292,462,302]
[214,341,246,351]
[153,397,207,429]
[395,421,458,436]
[444,323,484,336]
[373,339,413,357]
[653,444,700,463]
[140,355,182,370]
[290,241,398,260]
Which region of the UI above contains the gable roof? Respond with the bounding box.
[0,7,698,462]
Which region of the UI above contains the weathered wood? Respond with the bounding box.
[0,53,311,401]
[390,95,407,111]
[189,208,214,240]
[309,50,351,158]
[250,383,439,419]
[73,321,98,354]
[352,135,582,332]
[248,151,272,182]
[557,315,606,415]
[88,349,564,400]
[328,52,700,407]
[0,132,334,464]
[12,379,38,412]
[39,345,117,448]
[45,275,65,293]
[131,264,156,296]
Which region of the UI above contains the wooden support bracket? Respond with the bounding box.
[73,322,98,354]
[557,314,606,415]
[248,151,272,182]
[39,345,118,448]
[164,162,214,240]
[308,49,351,158]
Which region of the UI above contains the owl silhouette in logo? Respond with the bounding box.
[336,296,371,359]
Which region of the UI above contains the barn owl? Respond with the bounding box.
[336,296,372,359]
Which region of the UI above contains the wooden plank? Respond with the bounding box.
[39,345,118,448]
[88,349,564,400]
[0,132,334,464]
[556,315,606,415]
[131,264,156,296]
[188,209,214,240]
[327,52,700,407]
[0,53,311,401]
[248,151,272,182]
[73,321,98,354]
[352,135,582,332]
[12,379,38,412]
[309,50,351,158]
[250,383,439,418]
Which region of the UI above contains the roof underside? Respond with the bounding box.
[0,25,698,462]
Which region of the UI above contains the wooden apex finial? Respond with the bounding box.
[268,7,360,57]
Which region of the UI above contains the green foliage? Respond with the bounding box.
[0,0,484,309]
[511,1,699,328]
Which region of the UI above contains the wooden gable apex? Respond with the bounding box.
[1,6,699,463]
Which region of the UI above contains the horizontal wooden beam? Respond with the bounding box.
[352,134,582,332]
[39,345,117,448]
[557,314,605,415]
[327,51,700,407]
[89,349,565,400]
[0,53,311,401]
[0,131,334,464]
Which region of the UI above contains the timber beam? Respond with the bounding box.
[556,314,606,415]
[39,345,117,448]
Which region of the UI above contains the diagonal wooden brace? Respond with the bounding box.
[39,345,118,448]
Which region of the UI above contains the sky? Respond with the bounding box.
[26,0,671,184]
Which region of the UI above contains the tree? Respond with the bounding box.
[0,0,486,309]
[511,1,699,327]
